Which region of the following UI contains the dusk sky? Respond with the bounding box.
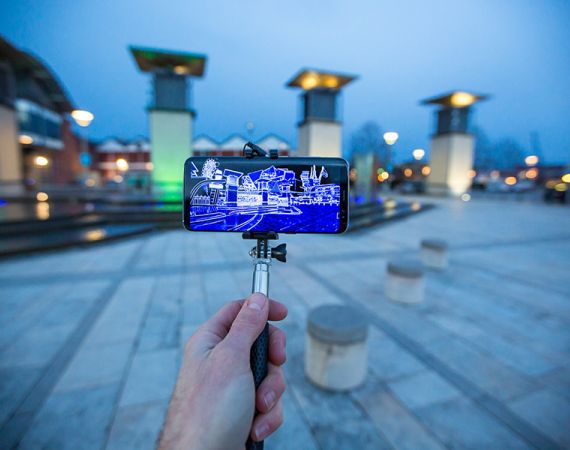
[2,0,569,163]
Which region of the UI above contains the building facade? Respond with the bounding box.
[0,36,80,193]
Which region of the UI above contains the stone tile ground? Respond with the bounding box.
[0,198,569,449]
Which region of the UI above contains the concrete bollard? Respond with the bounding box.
[305,304,368,391]
[420,238,449,271]
[385,260,425,304]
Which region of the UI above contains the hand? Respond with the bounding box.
[159,293,288,450]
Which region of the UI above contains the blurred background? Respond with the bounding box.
[0,1,569,449]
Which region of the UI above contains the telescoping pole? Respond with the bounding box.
[246,239,271,450]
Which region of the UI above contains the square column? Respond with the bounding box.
[287,69,356,158]
[421,91,487,196]
[428,133,474,196]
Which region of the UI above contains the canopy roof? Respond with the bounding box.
[286,68,357,90]
[0,36,74,113]
[421,91,488,108]
[129,46,207,76]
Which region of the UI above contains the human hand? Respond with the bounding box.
[159,293,288,450]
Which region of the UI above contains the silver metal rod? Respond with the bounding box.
[252,262,270,296]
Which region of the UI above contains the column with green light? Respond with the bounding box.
[129,47,207,200]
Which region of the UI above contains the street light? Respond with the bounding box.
[525,155,539,166]
[383,131,399,146]
[71,110,94,127]
[116,158,129,171]
[383,131,399,173]
[412,148,425,161]
[34,156,49,167]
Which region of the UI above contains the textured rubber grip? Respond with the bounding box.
[246,323,269,450]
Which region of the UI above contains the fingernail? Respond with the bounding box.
[264,390,276,409]
[248,293,266,311]
[256,423,270,441]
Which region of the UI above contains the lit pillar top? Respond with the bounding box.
[286,68,357,124]
[129,46,207,112]
[286,68,357,91]
[421,90,489,135]
[129,46,207,76]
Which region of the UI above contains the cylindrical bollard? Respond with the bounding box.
[385,260,425,304]
[305,305,368,391]
[420,239,448,271]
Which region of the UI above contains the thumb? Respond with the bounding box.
[223,293,269,355]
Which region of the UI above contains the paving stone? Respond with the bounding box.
[425,337,535,401]
[106,400,168,450]
[54,341,133,392]
[416,397,532,449]
[265,390,319,450]
[388,371,463,411]
[119,349,178,407]
[18,383,120,450]
[353,380,445,450]
[368,328,426,381]
[508,389,570,448]
[0,324,75,369]
[0,366,41,425]
[285,353,391,449]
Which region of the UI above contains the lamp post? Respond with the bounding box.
[412,148,425,161]
[71,110,94,185]
[383,131,399,172]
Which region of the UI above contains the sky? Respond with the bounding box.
[1,0,569,163]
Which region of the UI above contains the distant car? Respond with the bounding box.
[544,177,567,203]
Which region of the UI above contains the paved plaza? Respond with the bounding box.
[0,198,569,449]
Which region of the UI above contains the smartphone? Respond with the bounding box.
[183,156,349,234]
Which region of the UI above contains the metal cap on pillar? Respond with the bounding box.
[421,90,488,196]
[286,68,357,158]
[129,46,207,199]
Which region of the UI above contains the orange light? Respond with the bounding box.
[421,166,431,176]
[525,168,538,180]
[19,134,34,145]
[145,162,154,171]
[505,176,517,186]
[468,169,477,178]
[36,192,49,202]
[450,92,476,108]
[404,168,413,177]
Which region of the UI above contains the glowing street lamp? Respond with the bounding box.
[71,110,94,127]
[383,132,399,146]
[525,155,539,166]
[19,134,34,145]
[412,148,425,161]
[34,156,49,167]
[116,158,129,171]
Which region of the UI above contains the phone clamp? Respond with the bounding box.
[243,141,279,159]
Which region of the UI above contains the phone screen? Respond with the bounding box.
[184,157,349,233]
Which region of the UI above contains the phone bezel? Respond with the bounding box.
[183,156,349,234]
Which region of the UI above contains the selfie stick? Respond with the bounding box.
[242,143,287,450]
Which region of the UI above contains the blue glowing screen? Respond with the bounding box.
[187,158,345,233]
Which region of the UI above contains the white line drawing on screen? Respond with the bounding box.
[189,159,340,231]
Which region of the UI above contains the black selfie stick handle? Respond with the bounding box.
[246,323,269,450]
